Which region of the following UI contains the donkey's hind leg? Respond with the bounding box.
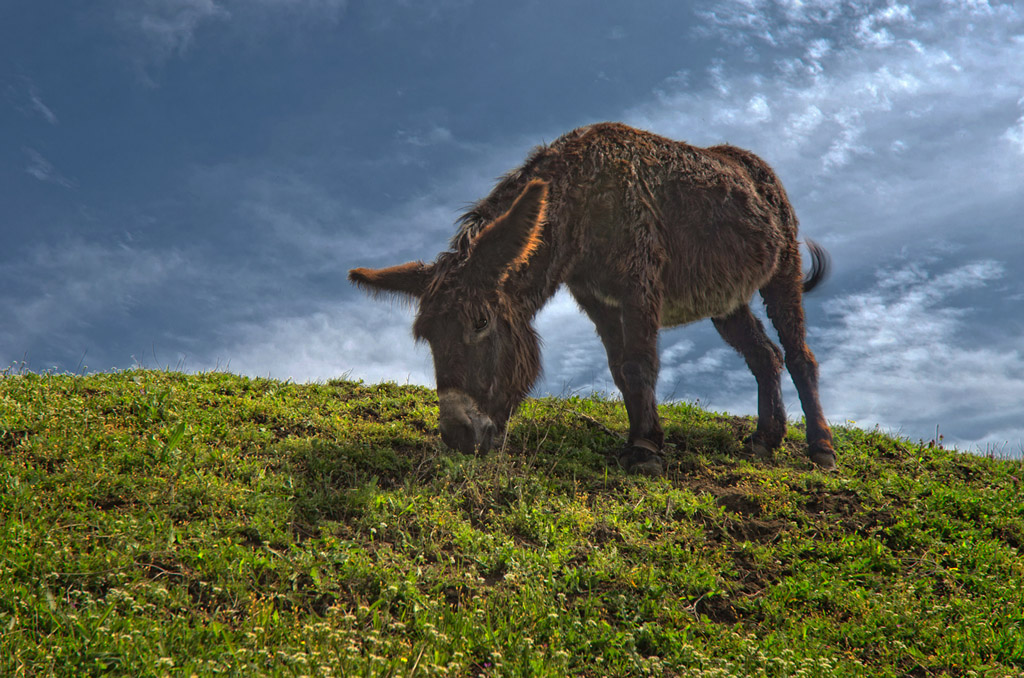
[760,249,836,470]
[712,304,787,457]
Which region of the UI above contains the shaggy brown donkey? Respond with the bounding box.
[350,123,836,472]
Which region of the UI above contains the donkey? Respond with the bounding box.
[349,123,836,473]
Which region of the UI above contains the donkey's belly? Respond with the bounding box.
[658,220,781,326]
[659,253,775,327]
[660,285,754,327]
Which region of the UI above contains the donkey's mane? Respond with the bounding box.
[451,143,557,257]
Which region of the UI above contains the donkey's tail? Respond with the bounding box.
[802,239,831,294]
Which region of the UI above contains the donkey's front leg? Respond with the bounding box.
[573,288,665,475]
[614,295,665,475]
[617,355,664,475]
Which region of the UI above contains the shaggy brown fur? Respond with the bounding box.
[350,123,836,472]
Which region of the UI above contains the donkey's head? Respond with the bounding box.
[349,180,548,454]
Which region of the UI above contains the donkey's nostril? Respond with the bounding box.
[437,389,497,455]
[440,421,476,455]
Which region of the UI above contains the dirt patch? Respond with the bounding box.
[994,524,1023,551]
[873,441,909,461]
[348,404,381,422]
[588,521,625,545]
[728,549,779,597]
[693,594,740,624]
[0,428,32,453]
[726,517,785,543]
[716,491,763,517]
[713,472,747,488]
[89,492,133,510]
[803,489,862,517]
[290,520,321,543]
[443,584,472,610]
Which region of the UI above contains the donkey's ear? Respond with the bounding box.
[349,261,432,299]
[468,179,548,284]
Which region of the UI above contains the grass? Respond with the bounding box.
[1,368,1022,677]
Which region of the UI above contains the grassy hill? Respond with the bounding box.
[1,369,1022,677]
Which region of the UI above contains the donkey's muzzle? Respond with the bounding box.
[438,389,496,454]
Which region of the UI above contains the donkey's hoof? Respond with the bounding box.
[743,435,774,459]
[618,446,665,476]
[808,443,837,471]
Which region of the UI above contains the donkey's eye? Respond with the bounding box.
[473,316,490,333]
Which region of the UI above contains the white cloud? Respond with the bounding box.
[632,30,1015,174]
[533,289,616,396]
[111,0,349,75]
[820,114,869,170]
[188,157,490,271]
[195,303,433,385]
[5,77,60,124]
[747,94,772,122]
[0,238,192,364]
[23,148,74,188]
[855,3,914,48]
[120,0,229,63]
[1005,120,1024,154]
[816,258,1024,447]
[625,0,1024,268]
[1003,98,1024,155]
[396,125,455,148]
[28,89,58,125]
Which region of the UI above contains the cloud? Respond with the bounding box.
[117,0,230,65]
[23,148,74,188]
[533,290,617,397]
[396,125,455,148]
[28,88,58,125]
[0,238,193,369]
[643,2,1023,143]
[186,157,486,273]
[623,0,1024,282]
[855,3,914,49]
[815,256,1024,449]
[1004,97,1024,155]
[109,0,349,76]
[633,20,1023,179]
[193,303,433,385]
[697,0,1012,54]
[5,77,59,125]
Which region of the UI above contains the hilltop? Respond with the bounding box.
[1,370,1022,677]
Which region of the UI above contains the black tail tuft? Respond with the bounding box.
[802,239,831,294]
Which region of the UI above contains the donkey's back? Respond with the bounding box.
[460,122,806,327]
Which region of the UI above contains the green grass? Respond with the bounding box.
[1,369,1022,677]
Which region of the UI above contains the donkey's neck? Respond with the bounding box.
[504,224,576,319]
[456,172,577,319]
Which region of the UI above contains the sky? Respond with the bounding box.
[3,0,1023,455]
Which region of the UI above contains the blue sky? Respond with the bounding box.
[4,0,1024,454]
